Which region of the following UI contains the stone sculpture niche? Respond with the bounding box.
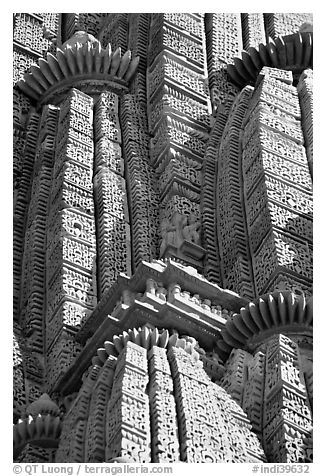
[160,212,205,270]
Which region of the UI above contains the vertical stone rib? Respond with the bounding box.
[216,86,255,299]
[45,89,97,391]
[93,91,131,295]
[241,13,266,49]
[55,364,101,462]
[147,346,180,462]
[297,69,313,177]
[242,67,313,296]
[84,356,116,462]
[263,335,312,462]
[105,342,151,462]
[264,13,313,39]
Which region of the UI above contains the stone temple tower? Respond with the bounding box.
[13,13,313,463]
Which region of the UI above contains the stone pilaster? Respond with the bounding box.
[242,67,313,296]
[263,334,312,462]
[45,89,97,391]
[93,91,131,295]
[105,342,151,462]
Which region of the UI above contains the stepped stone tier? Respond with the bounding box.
[13,13,313,464]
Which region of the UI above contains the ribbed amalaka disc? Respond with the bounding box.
[286,41,295,65]
[56,49,71,77]
[295,33,304,66]
[227,64,244,86]
[113,334,124,353]
[247,46,264,70]
[16,80,39,100]
[96,348,107,362]
[85,42,94,73]
[91,355,103,367]
[43,414,52,435]
[240,307,259,333]
[221,327,244,347]
[29,65,50,89]
[303,34,312,67]
[35,416,44,437]
[248,301,266,330]
[158,329,169,348]
[110,47,122,76]
[24,73,44,94]
[306,298,313,325]
[168,333,178,348]
[258,297,273,328]
[225,319,247,343]
[266,37,279,68]
[277,293,288,325]
[231,313,253,338]
[16,420,28,441]
[149,327,159,347]
[93,42,102,73]
[38,58,57,84]
[241,50,258,79]
[104,341,117,356]
[65,47,78,76]
[267,294,279,326]
[275,36,287,68]
[102,44,112,74]
[47,53,64,81]
[287,292,297,324]
[118,50,131,78]
[296,295,306,324]
[140,326,151,349]
[122,330,130,346]
[75,43,85,74]
[233,57,250,81]
[259,43,271,66]
[26,419,36,439]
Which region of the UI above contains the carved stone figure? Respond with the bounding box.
[182,214,201,245]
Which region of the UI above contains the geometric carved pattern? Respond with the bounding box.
[219,333,312,462]
[120,95,160,267]
[147,14,210,268]
[216,86,255,299]
[93,91,131,295]
[243,67,313,296]
[241,13,265,50]
[297,69,313,176]
[264,13,313,39]
[262,334,312,463]
[55,326,266,463]
[45,88,97,391]
[13,13,314,466]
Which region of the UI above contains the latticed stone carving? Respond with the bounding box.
[13,12,313,465]
[54,326,266,462]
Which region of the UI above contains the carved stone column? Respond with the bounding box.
[242,67,313,295]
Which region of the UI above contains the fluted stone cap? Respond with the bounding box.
[227,31,313,88]
[14,394,62,458]
[217,291,312,358]
[16,31,140,105]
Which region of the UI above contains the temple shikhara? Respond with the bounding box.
[13,13,313,464]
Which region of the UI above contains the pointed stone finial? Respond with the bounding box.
[26,393,60,418]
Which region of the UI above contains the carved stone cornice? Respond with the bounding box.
[16,32,139,105]
[227,31,313,88]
